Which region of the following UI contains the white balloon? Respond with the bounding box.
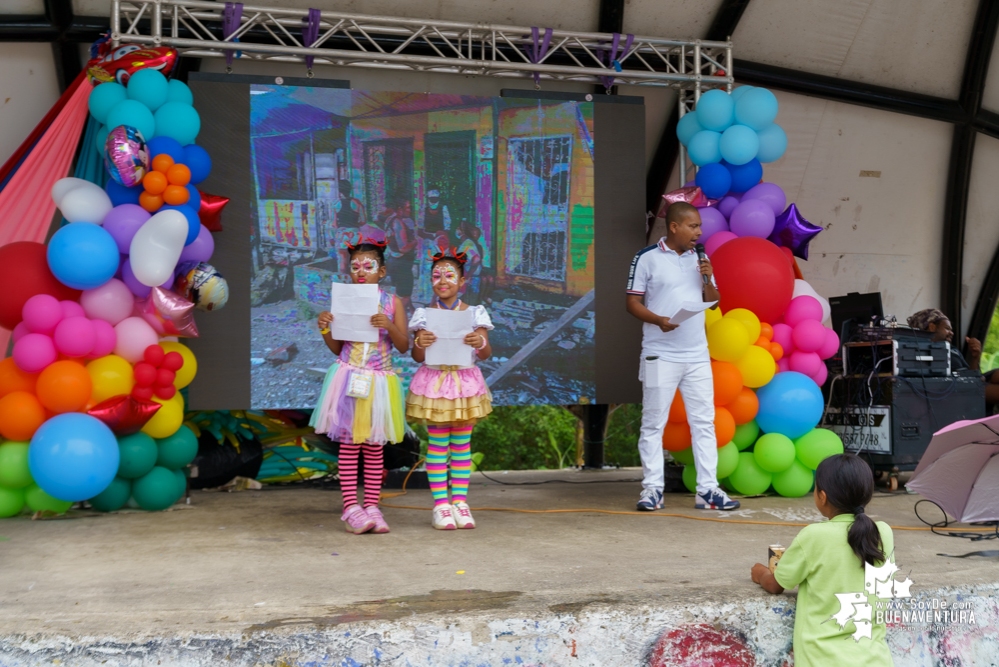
[792,279,831,324]
[51,177,93,206]
[128,209,189,287]
[58,184,114,224]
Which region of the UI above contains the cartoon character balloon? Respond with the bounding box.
[87,43,178,86]
[104,125,150,188]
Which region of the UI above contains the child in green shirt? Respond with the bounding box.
[751,454,895,667]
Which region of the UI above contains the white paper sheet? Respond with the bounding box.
[330,282,379,343]
[424,309,475,367]
[668,300,718,325]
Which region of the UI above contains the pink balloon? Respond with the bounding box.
[717,195,741,219]
[777,357,791,373]
[705,231,738,257]
[818,327,840,360]
[784,295,824,327]
[697,206,729,242]
[81,278,135,325]
[792,320,827,354]
[810,363,829,386]
[789,350,822,376]
[772,322,794,352]
[113,316,160,363]
[60,300,86,320]
[53,316,96,357]
[90,319,117,357]
[12,333,57,373]
[11,322,30,343]
[743,182,787,216]
[22,294,63,334]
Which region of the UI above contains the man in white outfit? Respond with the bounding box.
[626,202,740,511]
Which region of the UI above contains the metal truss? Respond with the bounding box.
[111,0,732,90]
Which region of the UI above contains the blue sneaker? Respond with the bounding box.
[636,487,663,511]
[695,488,740,510]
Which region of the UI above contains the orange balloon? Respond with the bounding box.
[668,390,686,423]
[760,323,774,341]
[770,342,784,361]
[662,421,692,452]
[711,361,743,406]
[755,337,772,353]
[142,170,168,195]
[166,164,191,186]
[139,191,164,213]
[0,391,46,440]
[152,154,175,174]
[725,387,760,425]
[0,357,37,398]
[36,360,92,414]
[162,184,190,206]
[714,406,736,447]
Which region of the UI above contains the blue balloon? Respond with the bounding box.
[720,124,761,166]
[687,130,722,166]
[94,124,110,156]
[162,204,201,245]
[105,99,156,140]
[88,83,127,124]
[126,69,169,111]
[106,179,142,206]
[166,79,194,105]
[154,102,201,145]
[676,111,703,147]
[756,372,824,440]
[730,85,754,103]
[735,87,779,131]
[146,136,185,163]
[757,123,788,163]
[724,159,763,193]
[47,223,120,290]
[695,163,732,199]
[29,413,120,502]
[186,186,202,211]
[182,144,212,184]
[695,89,735,132]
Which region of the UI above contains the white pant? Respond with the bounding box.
[638,358,718,494]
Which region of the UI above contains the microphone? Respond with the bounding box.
[695,243,709,285]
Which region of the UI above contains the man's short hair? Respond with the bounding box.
[666,202,698,228]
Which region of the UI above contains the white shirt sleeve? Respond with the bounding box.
[471,305,494,330]
[627,250,650,295]
[408,307,428,332]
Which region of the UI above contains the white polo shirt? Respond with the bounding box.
[627,239,713,363]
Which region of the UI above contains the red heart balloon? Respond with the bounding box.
[87,395,161,435]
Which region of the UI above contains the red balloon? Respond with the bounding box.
[0,242,81,330]
[143,344,166,367]
[154,384,176,400]
[155,368,176,387]
[131,385,155,401]
[134,362,157,387]
[161,351,184,372]
[711,237,795,324]
[87,395,162,435]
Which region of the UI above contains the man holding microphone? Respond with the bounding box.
[626,202,740,511]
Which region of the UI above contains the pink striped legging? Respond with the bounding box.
[338,442,384,508]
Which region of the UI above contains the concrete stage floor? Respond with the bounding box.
[1,468,997,666]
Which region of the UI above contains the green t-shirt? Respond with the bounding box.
[774,514,895,667]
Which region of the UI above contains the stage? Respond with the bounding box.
[0,468,997,666]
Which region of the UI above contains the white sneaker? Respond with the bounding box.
[452,501,476,529]
[432,503,457,530]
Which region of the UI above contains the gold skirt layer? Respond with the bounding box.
[405,393,493,423]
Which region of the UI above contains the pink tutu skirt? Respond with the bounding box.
[405,365,492,423]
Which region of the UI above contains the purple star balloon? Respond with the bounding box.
[768,203,823,260]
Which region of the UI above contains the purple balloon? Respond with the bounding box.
[743,182,787,216]
[717,195,741,219]
[102,204,151,254]
[122,260,175,298]
[729,199,776,238]
[179,224,215,264]
[768,203,823,260]
[697,206,729,242]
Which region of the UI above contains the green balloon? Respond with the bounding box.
[172,468,188,499]
[720,476,736,493]
[795,428,845,470]
[132,466,182,511]
[0,442,32,489]
[672,446,695,466]
[729,452,773,496]
[733,420,760,451]
[773,460,815,497]
[89,477,132,512]
[156,425,199,470]
[682,465,697,493]
[25,484,73,514]
[0,486,25,518]
[754,433,797,473]
[117,433,158,479]
[717,441,740,479]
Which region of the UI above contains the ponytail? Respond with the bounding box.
[815,454,886,567]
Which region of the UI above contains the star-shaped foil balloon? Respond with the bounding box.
[768,203,823,260]
[87,395,162,435]
[199,192,230,232]
[658,186,711,217]
[134,287,199,337]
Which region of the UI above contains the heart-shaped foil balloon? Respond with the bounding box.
[87,395,162,435]
[133,287,199,337]
[87,44,178,86]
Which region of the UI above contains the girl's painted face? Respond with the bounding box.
[432,261,463,299]
[349,252,384,284]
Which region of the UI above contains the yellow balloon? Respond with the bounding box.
[141,393,185,439]
[724,308,762,343]
[159,341,197,389]
[704,306,723,329]
[86,354,135,404]
[736,345,777,388]
[707,318,750,362]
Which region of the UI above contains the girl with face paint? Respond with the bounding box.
[311,239,409,536]
[406,247,494,531]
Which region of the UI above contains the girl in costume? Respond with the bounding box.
[311,239,409,534]
[408,245,493,530]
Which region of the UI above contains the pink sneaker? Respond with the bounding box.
[341,504,375,534]
[365,506,390,533]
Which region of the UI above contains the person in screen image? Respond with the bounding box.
[419,187,451,240]
[407,245,493,530]
[751,454,895,667]
[454,219,485,305]
[626,202,740,512]
[311,238,409,535]
[383,198,418,317]
[333,179,367,274]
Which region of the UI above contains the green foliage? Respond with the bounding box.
[983,306,999,371]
